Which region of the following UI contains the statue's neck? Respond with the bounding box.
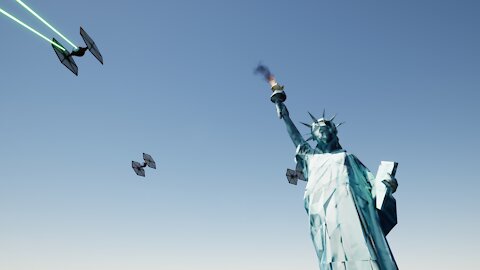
[315,139,342,154]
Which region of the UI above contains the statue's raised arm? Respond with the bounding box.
[255,64,306,148]
[275,99,306,148]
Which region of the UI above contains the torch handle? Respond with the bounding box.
[275,101,289,119]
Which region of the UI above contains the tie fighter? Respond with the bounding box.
[51,27,103,75]
[132,153,156,177]
[286,163,306,185]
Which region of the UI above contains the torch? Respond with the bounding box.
[255,64,287,104]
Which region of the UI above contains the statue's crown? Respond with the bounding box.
[300,110,345,141]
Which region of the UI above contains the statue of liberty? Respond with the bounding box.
[256,65,400,270]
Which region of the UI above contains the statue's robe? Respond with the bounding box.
[296,145,398,270]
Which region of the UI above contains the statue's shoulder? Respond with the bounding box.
[345,151,359,160]
[295,142,314,159]
[345,153,373,176]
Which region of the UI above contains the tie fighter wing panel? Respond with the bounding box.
[132,161,145,177]
[80,27,103,64]
[143,153,156,169]
[52,38,78,76]
[286,169,298,185]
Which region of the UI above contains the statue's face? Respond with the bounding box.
[311,119,337,143]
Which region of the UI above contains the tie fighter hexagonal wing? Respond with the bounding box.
[143,153,156,169]
[286,169,298,185]
[132,161,145,177]
[286,168,305,185]
[52,38,78,75]
[80,27,103,64]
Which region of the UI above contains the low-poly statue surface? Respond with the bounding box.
[257,66,399,270]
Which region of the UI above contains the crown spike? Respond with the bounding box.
[300,122,312,128]
[336,121,346,128]
[330,113,337,122]
[308,111,317,122]
[322,109,325,118]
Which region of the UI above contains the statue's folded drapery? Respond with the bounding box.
[296,144,398,270]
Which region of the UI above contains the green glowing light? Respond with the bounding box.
[16,0,77,49]
[0,8,66,52]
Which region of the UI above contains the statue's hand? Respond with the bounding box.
[275,102,289,119]
[382,173,398,193]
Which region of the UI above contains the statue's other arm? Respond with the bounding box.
[275,101,306,148]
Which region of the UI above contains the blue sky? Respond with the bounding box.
[0,0,479,269]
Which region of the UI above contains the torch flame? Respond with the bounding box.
[255,64,283,91]
[268,76,278,88]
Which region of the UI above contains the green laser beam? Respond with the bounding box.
[16,0,77,49]
[0,8,66,51]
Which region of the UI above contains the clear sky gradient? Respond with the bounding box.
[1,0,479,269]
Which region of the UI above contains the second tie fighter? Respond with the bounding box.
[132,153,157,177]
